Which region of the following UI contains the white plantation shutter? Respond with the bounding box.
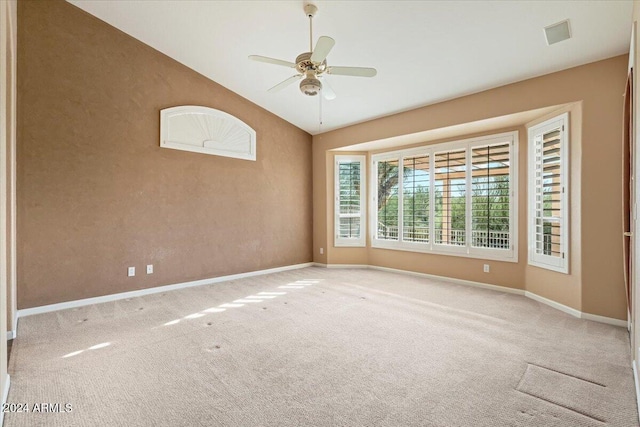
[535,129,562,256]
[528,114,569,273]
[471,143,511,250]
[338,162,360,237]
[403,154,430,243]
[376,158,400,241]
[434,149,467,246]
[335,156,365,247]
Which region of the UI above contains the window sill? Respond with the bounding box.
[528,258,568,274]
[334,240,366,248]
[371,240,518,263]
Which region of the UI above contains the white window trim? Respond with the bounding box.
[370,131,518,262]
[527,113,569,274]
[335,155,366,247]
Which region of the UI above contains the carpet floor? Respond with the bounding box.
[5,267,638,426]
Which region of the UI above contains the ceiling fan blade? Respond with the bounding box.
[249,55,296,68]
[310,36,335,63]
[320,78,336,100]
[268,74,302,93]
[327,66,377,77]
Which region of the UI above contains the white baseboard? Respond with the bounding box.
[8,315,16,340]
[17,262,315,319]
[313,263,370,269]
[317,262,526,296]
[581,312,628,327]
[0,374,10,427]
[318,262,627,328]
[524,291,582,318]
[369,265,526,296]
[7,313,17,339]
[524,291,627,327]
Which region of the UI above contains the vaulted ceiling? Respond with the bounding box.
[68,1,632,135]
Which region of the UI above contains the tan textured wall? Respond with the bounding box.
[312,147,329,264]
[314,56,628,320]
[17,0,312,309]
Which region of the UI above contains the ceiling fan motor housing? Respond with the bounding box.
[295,52,327,74]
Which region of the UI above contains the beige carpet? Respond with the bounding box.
[6,267,638,426]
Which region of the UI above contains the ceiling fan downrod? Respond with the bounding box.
[305,4,318,53]
[300,4,321,96]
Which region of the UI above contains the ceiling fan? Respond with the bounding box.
[249,4,377,100]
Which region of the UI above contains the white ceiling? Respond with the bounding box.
[68,1,633,135]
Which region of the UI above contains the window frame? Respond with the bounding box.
[334,155,366,247]
[527,113,569,273]
[370,131,518,262]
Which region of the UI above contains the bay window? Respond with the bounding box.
[371,132,518,261]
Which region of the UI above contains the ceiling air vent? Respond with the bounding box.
[544,19,571,45]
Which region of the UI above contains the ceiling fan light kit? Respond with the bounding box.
[249,3,377,100]
[300,73,322,97]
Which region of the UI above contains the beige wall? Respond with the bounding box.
[314,55,628,320]
[17,0,313,309]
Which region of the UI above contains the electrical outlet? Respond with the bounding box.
[320,248,324,255]
[146,264,153,274]
[128,267,135,277]
[483,264,490,273]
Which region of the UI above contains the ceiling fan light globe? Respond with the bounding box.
[300,78,322,96]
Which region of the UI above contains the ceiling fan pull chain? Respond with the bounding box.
[319,91,323,133]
